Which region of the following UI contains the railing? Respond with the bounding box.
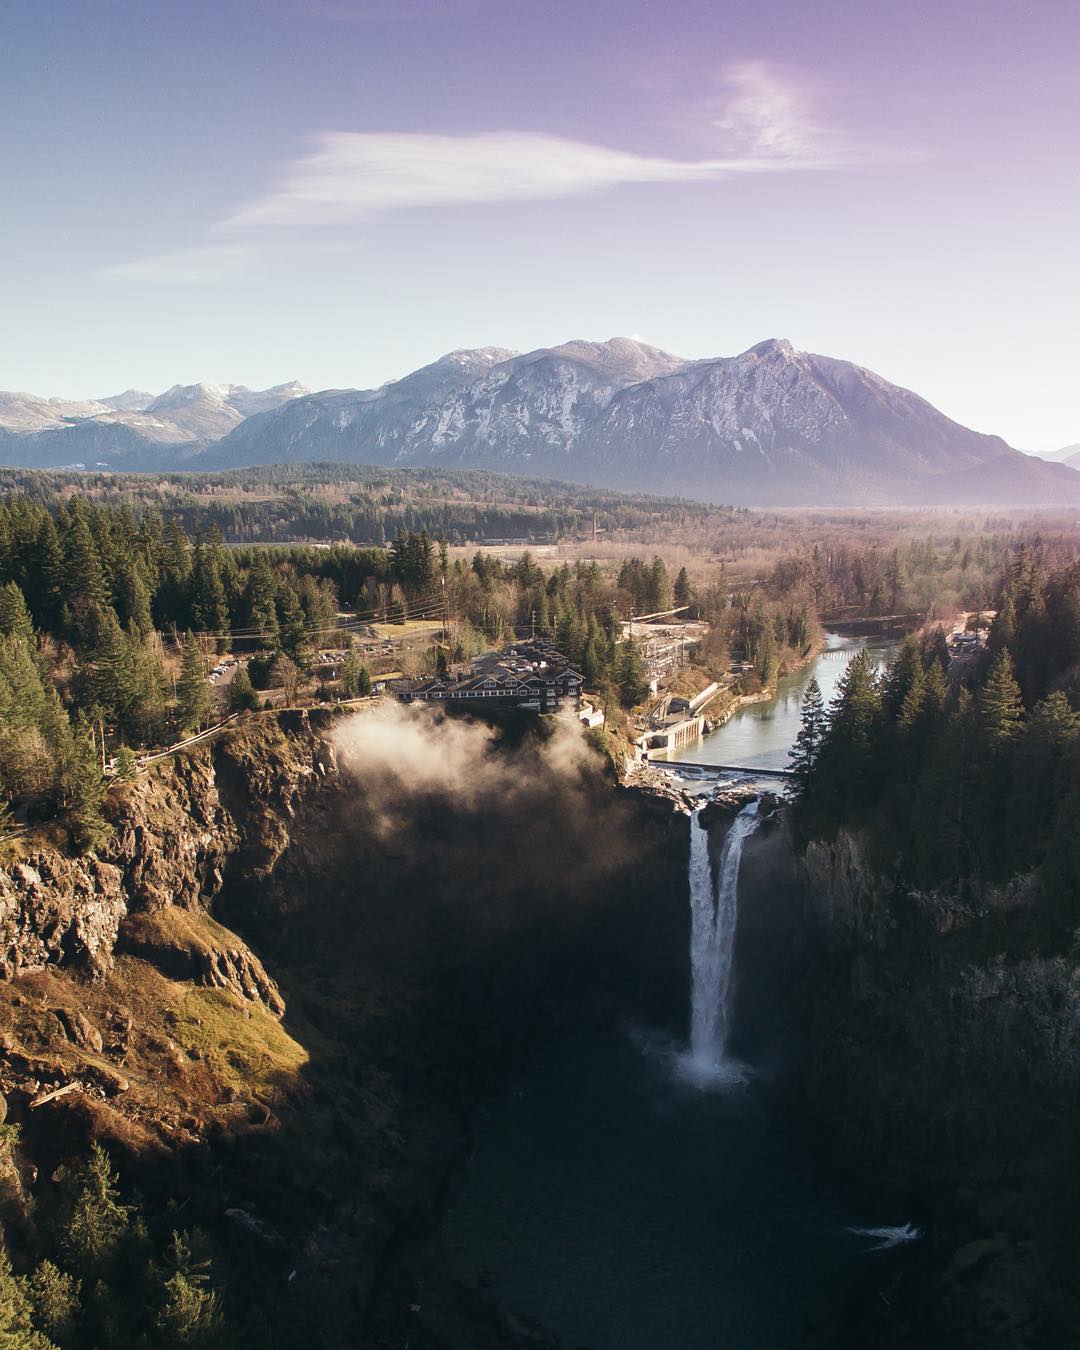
[136,714,240,769]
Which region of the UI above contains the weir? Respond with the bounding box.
[658,761,793,780]
[680,800,760,1085]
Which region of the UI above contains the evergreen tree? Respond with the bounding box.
[753,624,779,688]
[177,633,210,732]
[275,586,310,666]
[26,1262,79,1344]
[340,649,370,699]
[817,649,882,815]
[113,561,154,639]
[0,1247,56,1349]
[66,715,108,853]
[789,677,825,801]
[646,556,673,614]
[83,608,142,729]
[189,544,230,642]
[616,640,649,707]
[228,665,258,712]
[27,516,65,633]
[242,557,279,650]
[154,1232,223,1348]
[0,584,34,642]
[59,1144,131,1279]
[978,648,1023,746]
[673,566,693,611]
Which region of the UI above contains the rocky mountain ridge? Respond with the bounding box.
[0,378,310,467]
[3,339,1077,506]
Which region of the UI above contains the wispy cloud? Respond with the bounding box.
[213,130,790,235]
[101,62,896,285]
[99,243,253,285]
[709,60,851,163]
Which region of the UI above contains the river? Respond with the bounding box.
[437,634,907,1348]
[669,631,902,772]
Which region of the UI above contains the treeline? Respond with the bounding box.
[0,1138,333,1348]
[0,465,724,546]
[791,549,1080,936]
[770,530,1080,619]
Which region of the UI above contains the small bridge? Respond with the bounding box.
[654,760,793,780]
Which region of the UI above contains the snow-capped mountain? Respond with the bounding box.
[0,379,310,468]
[1,340,1076,506]
[203,337,1080,506]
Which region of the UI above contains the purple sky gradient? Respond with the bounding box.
[2,0,1078,449]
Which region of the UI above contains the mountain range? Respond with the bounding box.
[2,339,1077,507]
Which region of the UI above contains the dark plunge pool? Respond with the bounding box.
[439,831,903,1349]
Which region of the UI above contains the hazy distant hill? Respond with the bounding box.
[1030,442,1080,469]
[2,340,1077,506]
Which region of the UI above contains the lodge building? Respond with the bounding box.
[396,641,584,714]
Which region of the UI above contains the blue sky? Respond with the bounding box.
[3,0,1078,449]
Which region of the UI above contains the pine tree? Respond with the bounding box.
[177,633,210,732]
[84,608,142,728]
[189,544,229,642]
[228,665,258,712]
[0,583,34,642]
[0,1246,56,1349]
[816,649,883,814]
[26,1261,79,1344]
[67,715,109,853]
[673,566,693,612]
[27,516,65,633]
[789,677,825,800]
[242,556,279,650]
[340,649,371,699]
[59,1144,131,1278]
[276,586,310,666]
[646,556,673,614]
[154,1231,223,1348]
[616,640,649,707]
[978,648,1023,746]
[113,561,154,639]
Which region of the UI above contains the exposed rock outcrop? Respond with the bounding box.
[0,711,337,986]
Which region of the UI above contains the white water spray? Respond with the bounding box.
[845,1222,923,1252]
[681,800,759,1085]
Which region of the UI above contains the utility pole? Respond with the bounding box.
[530,609,536,641]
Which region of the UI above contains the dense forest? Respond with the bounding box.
[0,465,723,547]
[0,489,819,840]
[0,1139,330,1349]
[791,545,1080,934]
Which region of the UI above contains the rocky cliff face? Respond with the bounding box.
[0,705,691,1347]
[0,712,334,987]
[798,828,1080,1348]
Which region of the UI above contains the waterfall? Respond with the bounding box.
[682,800,759,1085]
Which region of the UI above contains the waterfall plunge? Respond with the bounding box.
[680,800,759,1087]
